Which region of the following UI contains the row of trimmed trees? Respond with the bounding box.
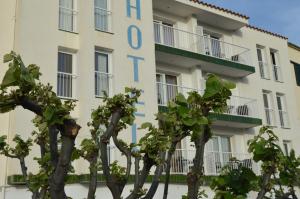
[0,52,299,199]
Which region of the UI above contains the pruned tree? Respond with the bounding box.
[87,89,170,199]
[181,75,235,199]
[210,126,300,199]
[0,52,81,199]
[210,160,258,199]
[248,126,300,199]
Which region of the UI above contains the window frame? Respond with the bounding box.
[270,49,283,83]
[95,50,112,98]
[59,0,78,33]
[57,51,77,99]
[276,93,289,128]
[262,90,276,127]
[256,45,270,80]
[94,0,112,32]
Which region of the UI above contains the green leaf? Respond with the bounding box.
[223,80,236,90]
[203,75,222,98]
[183,117,197,126]
[3,53,13,63]
[176,93,187,104]
[140,122,152,129]
[197,117,208,125]
[1,66,19,88]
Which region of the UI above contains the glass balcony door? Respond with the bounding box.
[156,73,178,106]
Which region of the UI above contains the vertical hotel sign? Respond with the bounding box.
[126,0,145,143]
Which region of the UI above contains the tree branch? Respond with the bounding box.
[112,133,132,180]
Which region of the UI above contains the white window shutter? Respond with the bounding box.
[195,25,204,53]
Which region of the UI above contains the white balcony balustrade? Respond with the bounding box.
[258,61,270,79]
[95,7,112,32]
[167,149,260,176]
[154,22,251,66]
[264,108,276,127]
[59,7,78,32]
[278,110,290,128]
[273,65,283,82]
[95,72,112,97]
[57,72,77,99]
[156,82,258,118]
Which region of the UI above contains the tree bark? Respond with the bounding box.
[126,156,154,199]
[256,169,273,199]
[187,125,210,199]
[87,156,98,199]
[49,132,78,199]
[48,125,59,168]
[100,109,123,199]
[143,164,164,199]
[163,143,177,199]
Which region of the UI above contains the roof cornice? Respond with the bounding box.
[189,0,249,19]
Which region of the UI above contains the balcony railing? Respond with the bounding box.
[95,7,112,32]
[278,110,290,128]
[57,72,77,99]
[273,65,283,82]
[264,108,276,126]
[168,149,259,176]
[157,82,258,118]
[59,7,78,32]
[95,72,112,97]
[154,22,251,66]
[258,61,270,79]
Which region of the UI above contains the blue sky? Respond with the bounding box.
[202,0,300,45]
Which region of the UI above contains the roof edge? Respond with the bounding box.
[246,25,288,40]
[289,42,300,51]
[189,0,249,20]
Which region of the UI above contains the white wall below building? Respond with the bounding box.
[3,183,298,199]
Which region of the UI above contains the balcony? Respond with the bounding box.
[154,22,255,78]
[169,149,260,176]
[157,82,262,128]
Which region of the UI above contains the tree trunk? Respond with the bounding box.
[49,135,76,199]
[87,156,98,199]
[187,126,210,199]
[256,171,272,199]
[100,109,124,199]
[126,156,154,199]
[163,143,177,199]
[143,164,164,199]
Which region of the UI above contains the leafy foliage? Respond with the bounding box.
[210,161,257,199]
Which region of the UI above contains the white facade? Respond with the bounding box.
[0,0,299,198]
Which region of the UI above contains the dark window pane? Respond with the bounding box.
[58,52,72,73]
[293,63,300,86]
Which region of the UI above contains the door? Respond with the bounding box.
[156,73,178,105]
[206,136,231,174]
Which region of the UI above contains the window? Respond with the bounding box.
[257,45,269,79]
[95,0,111,32]
[283,140,292,156]
[276,93,289,128]
[153,21,175,47]
[263,90,275,126]
[57,52,75,98]
[59,0,77,32]
[156,73,178,106]
[206,136,231,173]
[270,50,282,82]
[293,62,300,86]
[95,51,111,97]
[203,31,222,58]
